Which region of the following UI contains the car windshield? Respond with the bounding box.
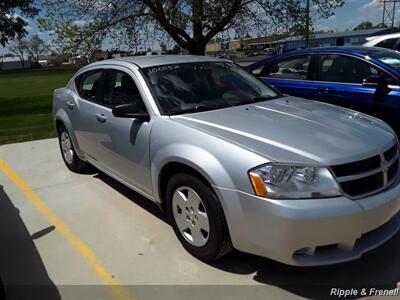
[142,62,280,115]
[369,50,400,72]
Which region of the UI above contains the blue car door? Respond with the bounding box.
[306,53,400,133]
[372,87,400,133]
[304,54,395,117]
[255,54,317,98]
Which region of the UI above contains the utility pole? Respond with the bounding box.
[380,0,400,27]
[305,0,310,48]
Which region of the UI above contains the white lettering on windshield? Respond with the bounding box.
[147,65,181,73]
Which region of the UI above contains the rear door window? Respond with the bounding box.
[75,70,104,102]
[262,55,311,80]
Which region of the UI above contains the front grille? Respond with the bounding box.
[339,172,383,197]
[331,156,381,177]
[385,144,397,161]
[331,144,399,198]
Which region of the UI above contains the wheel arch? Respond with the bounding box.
[151,144,235,211]
[54,109,84,159]
[158,162,212,210]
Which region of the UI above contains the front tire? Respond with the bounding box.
[166,173,232,261]
[57,125,87,172]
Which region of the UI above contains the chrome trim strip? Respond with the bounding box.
[337,167,382,183]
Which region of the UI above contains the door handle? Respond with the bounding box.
[66,101,75,109]
[95,113,107,123]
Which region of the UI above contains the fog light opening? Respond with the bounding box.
[293,247,315,256]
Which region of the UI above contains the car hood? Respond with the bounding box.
[171,97,396,165]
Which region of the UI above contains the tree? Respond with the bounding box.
[0,1,38,46]
[8,37,29,67]
[40,0,344,56]
[353,21,374,31]
[160,42,167,52]
[26,34,49,62]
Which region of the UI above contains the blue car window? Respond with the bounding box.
[263,55,311,80]
[318,54,394,84]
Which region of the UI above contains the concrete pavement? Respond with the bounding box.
[0,138,399,300]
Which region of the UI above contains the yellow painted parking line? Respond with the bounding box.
[0,160,134,300]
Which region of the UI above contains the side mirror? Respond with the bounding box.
[112,103,150,122]
[362,76,388,90]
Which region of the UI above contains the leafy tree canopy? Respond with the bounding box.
[353,21,374,31]
[39,0,344,56]
[0,0,38,46]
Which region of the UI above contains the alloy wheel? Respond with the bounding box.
[172,186,210,247]
[60,131,74,164]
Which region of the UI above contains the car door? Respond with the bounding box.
[255,54,316,98]
[72,69,106,158]
[375,85,400,133]
[310,54,397,118]
[92,67,153,197]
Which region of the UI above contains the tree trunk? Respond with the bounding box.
[187,41,206,55]
[144,0,242,56]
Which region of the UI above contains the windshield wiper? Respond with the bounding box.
[167,103,233,116]
[250,95,279,103]
[167,96,280,116]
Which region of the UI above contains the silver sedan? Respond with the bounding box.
[53,55,400,266]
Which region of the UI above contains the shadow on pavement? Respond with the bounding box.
[93,169,400,299]
[0,186,60,300]
[94,171,169,224]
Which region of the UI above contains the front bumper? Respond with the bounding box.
[214,179,400,266]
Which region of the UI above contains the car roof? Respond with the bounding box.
[365,32,400,43]
[91,55,228,68]
[280,46,395,56]
[248,46,399,62]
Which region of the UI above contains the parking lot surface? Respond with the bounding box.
[0,138,399,300]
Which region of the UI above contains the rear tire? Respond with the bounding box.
[166,173,232,261]
[57,125,88,172]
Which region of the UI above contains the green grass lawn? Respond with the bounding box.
[0,67,78,145]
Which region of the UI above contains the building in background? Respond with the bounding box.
[206,36,277,56]
[206,27,400,56]
[274,27,400,51]
[0,56,32,71]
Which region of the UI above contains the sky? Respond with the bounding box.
[315,0,393,32]
[8,0,396,52]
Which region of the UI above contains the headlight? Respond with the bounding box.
[249,163,341,199]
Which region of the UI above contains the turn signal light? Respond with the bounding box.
[249,173,268,197]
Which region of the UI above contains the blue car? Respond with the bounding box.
[247,47,400,134]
